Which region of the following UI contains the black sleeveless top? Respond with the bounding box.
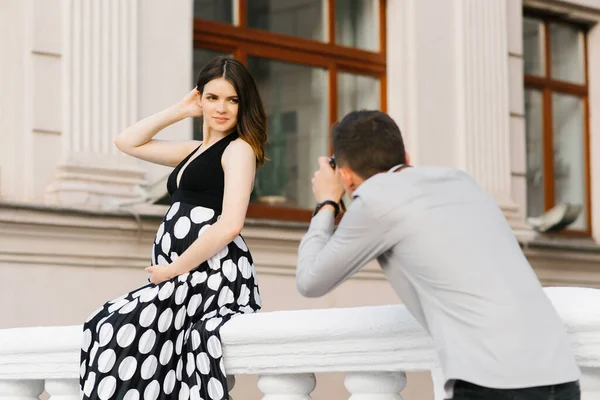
[166,133,238,212]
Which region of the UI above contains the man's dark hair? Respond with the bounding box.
[331,110,406,180]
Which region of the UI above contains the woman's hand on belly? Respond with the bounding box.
[145,264,176,285]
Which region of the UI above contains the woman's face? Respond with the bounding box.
[200,78,239,134]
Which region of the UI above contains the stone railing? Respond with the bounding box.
[1,287,599,399]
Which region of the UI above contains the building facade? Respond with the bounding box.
[1,0,600,398]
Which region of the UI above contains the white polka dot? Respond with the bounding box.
[219,306,234,316]
[119,298,139,315]
[221,260,237,282]
[98,323,114,347]
[141,355,158,380]
[233,236,248,251]
[158,281,175,301]
[164,369,177,395]
[220,358,226,375]
[175,306,187,330]
[155,223,164,244]
[215,245,229,259]
[80,360,86,378]
[217,287,234,307]
[85,306,103,323]
[108,298,129,314]
[178,272,190,283]
[205,317,223,332]
[131,287,148,298]
[186,352,196,377]
[174,216,191,239]
[198,224,211,238]
[140,286,159,303]
[139,304,157,327]
[238,256,252,279]
[207,336,222,359]
[97,349,117,373]
[83,371,96,397]
[97,375,117,400]
[158,308,174,333]
[89,342,99,366]
[196,352,210,374]
[237,284,250,306]
[171,252,179,262]
[203,295,215,312]
[202,310,217,320]
[159,340,174,365]
[190,330,201,351]
[176,358,183,381]
[190,206,215,223]
[116,324,136,348]
[144,380,160,400]
[191,271,207,286]
[175,284,189,305]
[82,329,92,351]
[179,382,190,400]
[255,287,262,307]
[207,255,220,271]
[207,274,222,291]
[139,329,157,355]
[161,232,172,255]
[187,294,202,317]
[123,389,140,400]
[207,377,224,400]
[157,255,169,265]
[118,356,137,381]
[166,202,180,221]
[96,316,110,333]
[185,326,192,341]
[190,385,201,400]
[242,305,254,314]
[176,330,185,355]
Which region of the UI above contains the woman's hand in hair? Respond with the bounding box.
[178,88,204,118]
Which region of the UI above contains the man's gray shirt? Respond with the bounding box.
[297,166,579,394]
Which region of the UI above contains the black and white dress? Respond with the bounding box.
[80,133,262,400]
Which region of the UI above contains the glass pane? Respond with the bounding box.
[550,22,585,84]
[552,93,587,230]
[194,0,234,24]
[524,89,545,219]
[337,72,380,120]
[523,17,545,76]
[247,57,328,209]
[248,0,326,42]
[192,48,232,140]
[335,0,379,51]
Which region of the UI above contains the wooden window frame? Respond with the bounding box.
[523,10,592,236]
[193,0,387,222]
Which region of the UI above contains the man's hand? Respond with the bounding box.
[312,156,345,204]
[145,265,176,285]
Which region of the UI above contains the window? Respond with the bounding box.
[194,0,386,221]
[523,13,591,234]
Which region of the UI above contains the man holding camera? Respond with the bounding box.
[296,110,580,399]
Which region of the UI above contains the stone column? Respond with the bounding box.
[453,0,520,221]
[45,0,146,208]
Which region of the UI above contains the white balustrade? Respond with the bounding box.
[0,287,599,399]
[345,372,407,400]
[258,373,316,399]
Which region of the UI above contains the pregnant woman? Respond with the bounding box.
[80,56,267,400]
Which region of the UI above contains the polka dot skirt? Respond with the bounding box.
[80,201,262,400]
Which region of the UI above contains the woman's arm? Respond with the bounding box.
[146,139,256,283]
[114,89,203,167]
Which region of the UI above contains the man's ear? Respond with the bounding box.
[338,167,355,190]
[405,151,411,165]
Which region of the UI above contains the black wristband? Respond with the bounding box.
[313,200,340,218]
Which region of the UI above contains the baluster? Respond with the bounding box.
[46,379,80,400]
[581,366,600,400]
[227,374,235,400]
[344,371,407,400]
[257,373,316,400]
[0,380,44,399]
